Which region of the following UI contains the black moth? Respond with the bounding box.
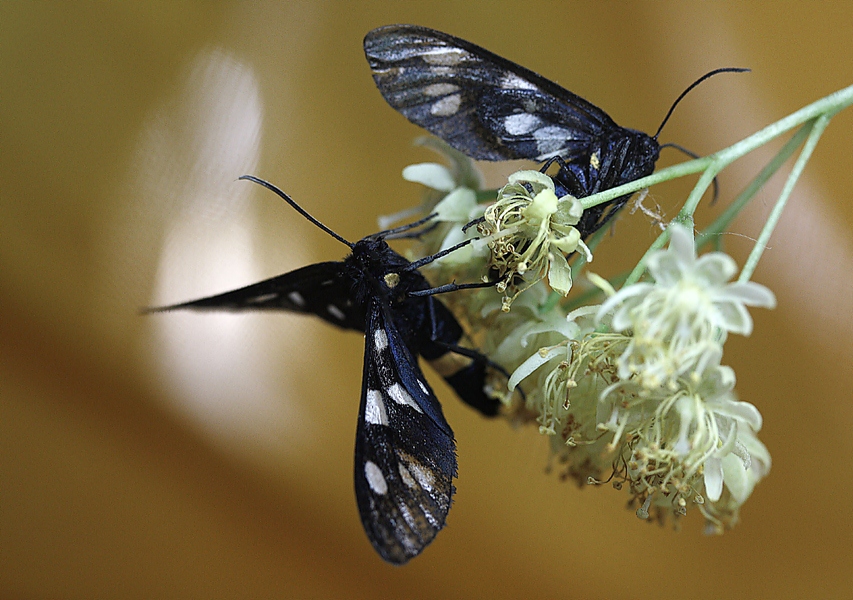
[148,175,501,565]
[364,25,744,237]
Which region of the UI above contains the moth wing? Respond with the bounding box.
[364,24,617,162]
[146,261,365,331]
[354,300,456,564]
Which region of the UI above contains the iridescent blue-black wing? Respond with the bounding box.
[353,300,456,564]
[364,24,617,162]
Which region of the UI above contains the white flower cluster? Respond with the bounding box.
[479,170,590,311]
[397,142,775,532]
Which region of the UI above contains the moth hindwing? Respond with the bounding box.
[147,176,501,564]
[364,24,661,237]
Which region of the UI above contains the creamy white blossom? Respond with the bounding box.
[399,143,776,533]
[479,170,591,310]
[506,223,774,530]
[598,223,776,391]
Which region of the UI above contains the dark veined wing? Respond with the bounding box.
[146,261,365,332]
[364,24,618,162]
[354,300,456,564]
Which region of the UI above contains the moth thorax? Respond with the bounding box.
[384,272,401,288]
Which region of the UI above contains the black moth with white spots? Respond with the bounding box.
[363,24,661,238]
[148,176,501,564]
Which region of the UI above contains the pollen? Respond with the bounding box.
[384,273,401,288]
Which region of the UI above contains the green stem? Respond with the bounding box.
[580,84,853,211]
[738,111,835,282]
[611,85,852,287]
[623,225,675,286]
[697,122,814,249]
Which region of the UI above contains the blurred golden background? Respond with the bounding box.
[2,2,852,598]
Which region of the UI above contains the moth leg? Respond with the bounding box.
[407,279,496,297]
[405,238,476,271]
[428,295,521,392]
[461,216,485,233]
[421,296,517,416]
[539,154,570,174]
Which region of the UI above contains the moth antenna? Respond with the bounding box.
[378,213,438,239]
[239,175,354,248]
[653,67,750,139]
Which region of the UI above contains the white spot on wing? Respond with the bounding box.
[374,329,388,352]
[248,293,278,304]
[500,72,537,90]
[430,94,461,116]
[534,125,573,158]
[417,379,429,395]
[287,291,305,307]
[408,461,436,492]
[364,461,388,495]
[398,463,417,488]
[503,113,542,135]
[327,304,346,321]
[398,502,417,530]
[365,389,388,425]
[387,383,423,413]
[421,47,468,66]
[428,66,453,77]
[422,506,439,528]
[397,513,419,554]
[423,82,460,96]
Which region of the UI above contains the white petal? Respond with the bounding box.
[508,169,555,191]
[434,187,477,221]
[596,283,652,325]
[704,456,724,502]
[609,302,641,333]
[508,346,564,390]
[739,428,772,476]
[668,223,697,263]
[702,364,737,393]
[721,281,777,308]
[586,272,615,297]
[714,299,754,335]
[525,313,581,340]
[673,396,695,456]
[525,189,559,220]
[414,136,484,189]
[548,251,573,296]
[554,195,584,223]
[721,452,755,504]
[715,418,739,457]
[551,229,581,254]
[712,399,763,431]
[694,252,738,284]
[566,305,600,328]
[402,163,456,191]
[647,251,686,286]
